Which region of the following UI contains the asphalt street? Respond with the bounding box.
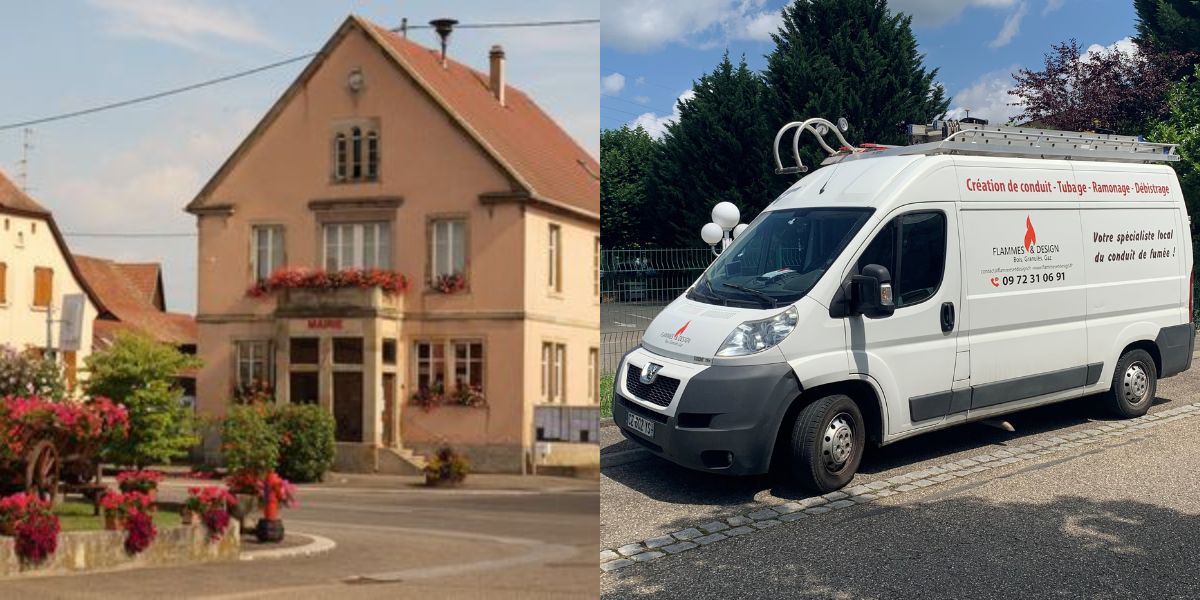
[2,474,598,599]
[601,302,666,334]
[601,357,1200,599]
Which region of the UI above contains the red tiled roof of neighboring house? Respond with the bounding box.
[73,255,196,347]
[0,169,51,217]
[186,15,599,220]
[115,263,165,309]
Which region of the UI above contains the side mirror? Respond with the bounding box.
[849,264,895,318]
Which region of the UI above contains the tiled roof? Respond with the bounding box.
[114,263,164,309]
[0,170,50,216]
[74,255,196,346]
[187,15,599,219]
[363,20,600,216]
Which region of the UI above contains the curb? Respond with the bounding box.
[601,417,615,428]
[239,532,337,562]
[600,401,1200,573]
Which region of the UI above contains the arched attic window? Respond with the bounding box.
[366,131,379,180]
[334,133,347,181]
[351,127,363,180]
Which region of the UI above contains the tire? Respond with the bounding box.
[1106,349,1157,418]
[789,394,865,493]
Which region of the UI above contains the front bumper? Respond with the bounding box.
[613,348,801,475]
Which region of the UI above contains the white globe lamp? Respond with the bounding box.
[701,222,724,246]
[711,202,740,231]
[732,223,749,239]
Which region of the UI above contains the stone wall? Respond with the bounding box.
[0,522,240,578]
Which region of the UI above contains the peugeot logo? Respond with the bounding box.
[640,363,663,385]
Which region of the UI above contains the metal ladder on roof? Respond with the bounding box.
[773,118,1180,176]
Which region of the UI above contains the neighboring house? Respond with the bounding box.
[73,255,198,398]
[186,15,600,473]
[0,169,107,390]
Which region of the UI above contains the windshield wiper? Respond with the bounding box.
[722,283,777,308]
[693,278,728,305]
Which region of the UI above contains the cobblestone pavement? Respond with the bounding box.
[601,361,1200,598]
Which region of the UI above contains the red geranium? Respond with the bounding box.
[15,512,59,563]
[246,267,409,298]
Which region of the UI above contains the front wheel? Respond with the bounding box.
[1106,349,1157,418]
[789,394,865,493]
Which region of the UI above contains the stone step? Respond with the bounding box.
[377,446,427,476]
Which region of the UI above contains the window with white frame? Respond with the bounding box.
[414,341,446,393]
[430,219,466,279]
[548,224,562,292]
[453,341,484,389]
[541,342,566,402]
[236,340,273,388]
[588,347,598,402]
[251,225,284,281]
[323,222,391,270]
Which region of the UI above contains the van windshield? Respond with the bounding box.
[690,207,874,308]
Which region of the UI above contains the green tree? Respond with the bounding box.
[1151,65,1200,229]
[600,125,659,248]
[648,53,781,247]
[83,332,201,467]
[1136,0,1200,57]
[765,0,949,174]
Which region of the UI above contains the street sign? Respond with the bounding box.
[58,294,85,352]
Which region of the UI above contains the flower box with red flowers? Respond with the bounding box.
[247,267,409,299]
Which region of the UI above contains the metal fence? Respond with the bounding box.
[599,248,713,377]
[600,248,713,305]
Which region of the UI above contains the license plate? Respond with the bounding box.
[626,412,655,438]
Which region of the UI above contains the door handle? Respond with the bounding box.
[940,302,955,332]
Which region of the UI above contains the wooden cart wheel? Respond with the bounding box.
[24,441,59,506]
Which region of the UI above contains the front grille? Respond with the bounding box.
[625,364,681,407]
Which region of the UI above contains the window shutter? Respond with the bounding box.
[0,262,6,304]
[33,267,52,308]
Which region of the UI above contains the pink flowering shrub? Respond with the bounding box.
[116,470,165,494]
[186,487,237,541]
[15,512,59,563]
[123,510,157,555]
[0,395,130,464]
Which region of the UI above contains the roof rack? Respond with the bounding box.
[773,118,1179,176]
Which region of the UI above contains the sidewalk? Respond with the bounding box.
[605,403,1200,598]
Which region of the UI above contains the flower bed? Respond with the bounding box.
[0,522,240,578]
[247,267,409,298]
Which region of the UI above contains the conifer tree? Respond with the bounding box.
[648,53,780,247]
[764,0,949,175]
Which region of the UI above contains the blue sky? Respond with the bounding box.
[601,0,1138,136]
[0,1,598,314]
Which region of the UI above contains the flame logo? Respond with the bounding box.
[1023,216,1036,251]
[674,321,691,338]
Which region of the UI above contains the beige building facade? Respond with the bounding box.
[187,16,599,473]
[0,170,104,389]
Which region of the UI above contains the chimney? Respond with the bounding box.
[489,45,506,106]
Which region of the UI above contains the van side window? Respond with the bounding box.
[857,211,946,308]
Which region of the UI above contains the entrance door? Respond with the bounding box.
[333,372,364,442]
[844,204,962,434]
[382,373,396,447]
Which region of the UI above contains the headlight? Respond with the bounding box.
[716,306,799,357]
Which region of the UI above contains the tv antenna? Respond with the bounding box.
[17,128,33,192]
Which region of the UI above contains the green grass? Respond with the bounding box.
[55,499,183,532]
[600,374,614,419]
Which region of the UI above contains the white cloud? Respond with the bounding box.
[601,72,627,95]
[1042,0,1066,15]
[989,1,1028,48]
[889,0,1019,27]
[944,66,1024,125]
[1084,36,1137,59]
[633,95,651,104]
[87,0,275,51]
[629,90,696,138]
[601,0,781,52]
[635,76,646,85]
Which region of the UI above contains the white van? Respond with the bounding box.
[614,118,1195,492]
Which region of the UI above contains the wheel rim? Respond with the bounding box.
[822,412,855,471]
[1122,362,1151,405]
